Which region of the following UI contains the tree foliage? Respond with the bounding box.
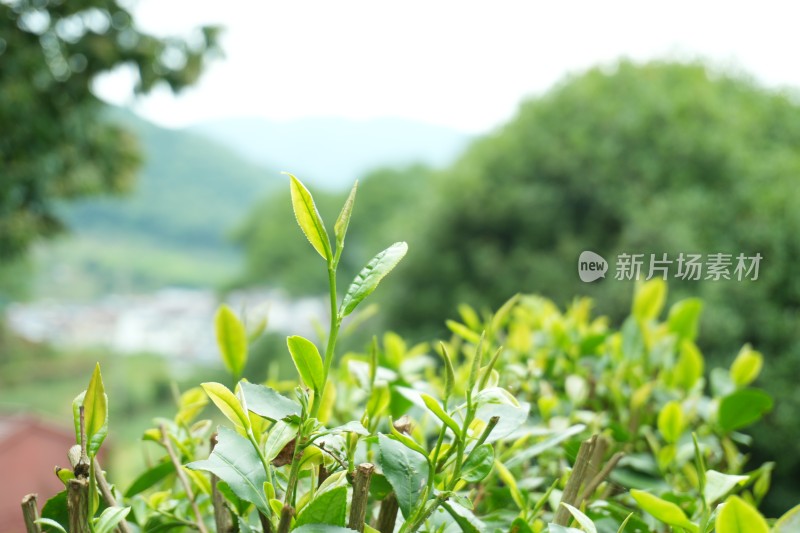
[0,0,220,258]
[386,61,800,510]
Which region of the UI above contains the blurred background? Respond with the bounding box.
[2,0,800,529]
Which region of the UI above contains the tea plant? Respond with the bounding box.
[23,175,800,533]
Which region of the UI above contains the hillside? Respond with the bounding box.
[191,116,472,190]
[33,109,278,298]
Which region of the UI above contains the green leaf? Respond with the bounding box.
[83,363,108,456]
[215,304,248,379]
[175,387,209,426]
[187,426,269,515]
[377,433,429,518]
[718,389,773,432]
[40,490,68,532]
[441,501,485,532]
[509,518,535,533]
[288,173,332,261]
[672,341,704,390]
[124,460,175,497]
[667,298,703,341]
[389,422,429,459]
[505,424,586,468]
[420,393,462,439]
[657,401,684,444]
[729,345,763,387]
[296,486,347,527]
[93,506,131,533]
[439,342,455,403]
[292,526,358,533]
[264,420,299,463]
[240,381,301,421]
[774,502,800,533]
[460,444,494,483]
[201,382,251,432]
[34,519,67,533]
[287,335,325,392]
[494,460,525,510]
[446,320,482,344]
[632,279,666,322]
[630,489,698,532]
[546,525,583,533]
[704,470,748,505]
[339,242,408,317]
[715,495,769,533]
[560,502,597,533]
[334,180,358,253]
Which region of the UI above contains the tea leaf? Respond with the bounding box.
[215,304,248,379]
[201,382,251,432]
[560,502,597,533]
[340,242,408,317]
[667,298,703,341]
[704,470,748,505]
[83,363,108,456]
[774,503,800,533]
[630,489,698,532]
[378,433,429,518]
[240,381,301,422]
[657,401,684,444]
[295,486,347,527]
[633,279,666,322]
[187,426,270,515]
[460,444,494,483]
[421,393,462,439]
[334,180,358,254]
[718,389,772,432]
[288,173,332,261]
[715,495,769,533]
[729,345,763,388]
[287,335,325,393]
[93,506,131,533]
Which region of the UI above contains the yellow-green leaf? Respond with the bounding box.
[215,305,248,379]
[421,393,462,439]
[667,298,703,341]
[287,335,324,392]
[632,279,667,322]
[201,382,250,432]
[657,401,684,444]
[672,340,704,390]
[774,502,800,533]
[334,180,358,252]
[730,345,763,388]
[288,173,331,261]
[83,363,108,456]
[715,495,769,533]
[494,460,525,510]
[175,387,209,426]
[630,489,697,532]
[339,242,408,317]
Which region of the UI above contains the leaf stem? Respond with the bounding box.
[312,264,341,418]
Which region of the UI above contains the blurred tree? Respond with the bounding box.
[385,61,800,512]
[0,0,221,259]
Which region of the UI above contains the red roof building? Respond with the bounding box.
[0,415,84,533]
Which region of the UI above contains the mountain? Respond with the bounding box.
[191,116,472,190]
[33,109,278,299]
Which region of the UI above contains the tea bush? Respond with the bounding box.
[29,177,800,533]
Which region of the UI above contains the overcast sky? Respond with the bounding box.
[95,1,800,133]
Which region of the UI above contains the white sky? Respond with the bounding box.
[95,1,800,133]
